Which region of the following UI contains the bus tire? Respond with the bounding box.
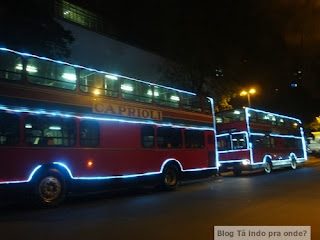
[264,160,272,174]
[233,167,242,176]
[162,165,180,190]
[291,159,297,170]
[33,169,67,207]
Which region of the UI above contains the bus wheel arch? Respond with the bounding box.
[263,155,273,174]
[160,159,182,190]
[290,153,297,170]
[31,164,70,207]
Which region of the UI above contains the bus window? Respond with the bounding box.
[251,135,273,149]
[25,116,76,146]
[0,51,22,81]
[154,86,180,108]
[80,120,100,147]
[217,135,231,151]
[80,70,119,97]
[141,125,154,148]
[121,78,152,103]
[203,98,212,114]
[231,133,247,150]
[27,58,77,90]
[0,112,20,145]
[185,130,204,148]
[180,94,201,112]
[157,127,182,148]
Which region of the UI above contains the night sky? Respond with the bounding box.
[6,0,320,122]
[73,0,320,121]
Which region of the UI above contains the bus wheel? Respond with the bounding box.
[233,167,242,176]
[162,165,180,190]
[264,160,272,174]
[34,170,67,207]
[291,159,297,170]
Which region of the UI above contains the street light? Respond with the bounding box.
[240,88,256,107]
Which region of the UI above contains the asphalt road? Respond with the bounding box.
[1,157,320,240]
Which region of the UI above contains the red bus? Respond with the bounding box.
[216,107,307,175]
[0,48,218,206]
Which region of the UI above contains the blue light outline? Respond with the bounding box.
[0,47,195,96]
[0,105,214,131]
[246,107,302,124]
[0,159,218,184]
[218,107,307,168]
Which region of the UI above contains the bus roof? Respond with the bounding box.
[0,47,196,96]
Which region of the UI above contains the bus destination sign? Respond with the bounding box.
[93,102,162,121]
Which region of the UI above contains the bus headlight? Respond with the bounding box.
[241,159,250,166]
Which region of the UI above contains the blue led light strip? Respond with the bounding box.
[0,105,214,131]
[246,107,302,123]
[0,47,196,95]
[0,159,218,184]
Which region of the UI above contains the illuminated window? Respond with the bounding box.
[231,134,247,150]
[141,125,154,148]
[80,70,119,97]
[157,127,182,148]
[121,78,152,103]
[0,51,22,81]
[0,112,20,145]
[185,130,204,148]
[154,86,180,108]
[80,120,99,147]
[27,58,77,90]
[55,1,104,33]
[25,115,76,146]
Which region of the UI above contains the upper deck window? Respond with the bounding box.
[80,70,119,97]
[27,58,76,90]
[180,93,201,112]
[216,109,245,124]
[0,112,20,145]
[121,78,152,104]
[203,98,212,114]
[0,51,22,81]
[154,86,180,108]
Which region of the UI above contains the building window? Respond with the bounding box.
[55,0,104,33]
[25,116,76,146]
[0,51,22,81]
[141,125,154,148]
[80,70,119,97]
[185,130,204,148]
[27,57,76,90]
[157,127,182,148]
[80,120,100,147]
[0,112,20,145]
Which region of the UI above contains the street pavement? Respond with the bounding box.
[1,156,320,240]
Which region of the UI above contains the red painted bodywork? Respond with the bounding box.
[0,114,216,182]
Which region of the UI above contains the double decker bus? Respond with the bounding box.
[216,107,307,175]
[0,48,218,206]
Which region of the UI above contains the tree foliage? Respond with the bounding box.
[0,0,74,59]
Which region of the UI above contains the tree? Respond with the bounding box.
[0,0,74,59]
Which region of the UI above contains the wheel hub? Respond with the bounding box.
[39,176,61,202]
